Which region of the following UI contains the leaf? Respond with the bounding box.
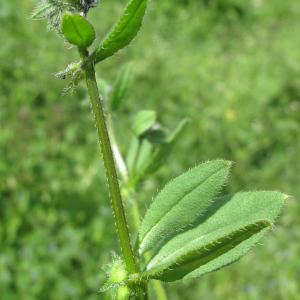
[135,139,153,173]
[132,110,157,136]
[138,160,232,254]
[142,191,286,282]
[109,64,133,112]
[90,0,148,63]
[140,119,189,176]
[125,137,140,175]
[126,120,188,180]
[61,13,95,48]
[96,77,111,102]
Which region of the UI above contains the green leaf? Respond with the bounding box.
[142,191,286,282]
[126,120,188,180]
[140,119,189,176]
[135,139,153,173]
[90,0,148,63]
[97,77,111,101]
[126,137,140,175]
[138,160,232,254]
[61,13,95,48]
[132,110,157,136]
[109,64,133,112]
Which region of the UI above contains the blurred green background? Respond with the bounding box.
[1,0,300,299]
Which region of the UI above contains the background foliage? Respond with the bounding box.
[0,0,299,299]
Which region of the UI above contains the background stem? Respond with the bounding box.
[108,115,129,182]
[151,281,168,300]
[122,185,168,300]
[84,61,139,275]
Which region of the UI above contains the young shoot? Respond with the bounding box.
[33,0,287,299]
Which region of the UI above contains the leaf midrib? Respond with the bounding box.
[140,164,227,248]
[73,21,84,42]
[146,220,270,278]
[147,218,261,269]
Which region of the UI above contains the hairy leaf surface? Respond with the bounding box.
[139,160,232,254]
[143,191,285,281]
[91,0,148,63]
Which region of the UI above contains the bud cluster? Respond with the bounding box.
[101,258,132,300]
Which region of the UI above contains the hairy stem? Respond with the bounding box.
[84,59,139,275]
[122,185,167,300]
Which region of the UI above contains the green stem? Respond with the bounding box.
[123,183,142,232]
[151,281,168,300]
[84,60,139,275]
[123,186,167,300]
